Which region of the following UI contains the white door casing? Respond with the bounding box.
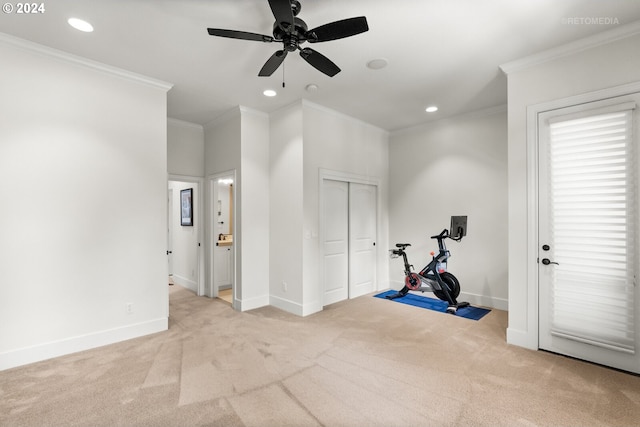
[167,188,174,276]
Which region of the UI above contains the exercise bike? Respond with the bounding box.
[387,217,469,314]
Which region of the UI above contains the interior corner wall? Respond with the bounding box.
[389,109,508,310]
[238,108,270,310]
[302,102,390,314]
[505,33,640,349]
[204,109,241,177]
[0,39,169,370]
[269,103,305,314]
[168,118,205,177]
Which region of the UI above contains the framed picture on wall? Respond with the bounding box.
[180,188,193,226]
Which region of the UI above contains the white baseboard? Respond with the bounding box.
[459,291,508,311]
[237,294,270,312]
[0,318,168,371]
[172,274,197,293]
[507,327,538,350]
[269,295,303,316]
[302,300,323,316]
[268,295,324,317]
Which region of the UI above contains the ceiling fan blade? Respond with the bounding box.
[207,28,274,43]
[306,17,369,43]
[299,48,341,77]
[259,50,288,76]
[268,0,294,31]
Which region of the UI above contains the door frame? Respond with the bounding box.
[319,168,381,306]
[168,174,205,296]
[520,81,640,350]
[207,170,237,308]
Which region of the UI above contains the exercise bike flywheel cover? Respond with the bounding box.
[405,272,421,290]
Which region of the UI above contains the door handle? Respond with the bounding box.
[167,250,173,255]
[541,258,559,265]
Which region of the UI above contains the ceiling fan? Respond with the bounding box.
[207,0,369,77]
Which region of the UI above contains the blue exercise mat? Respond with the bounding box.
[374,290,491,321]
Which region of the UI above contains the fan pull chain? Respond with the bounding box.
[282,61,286,88]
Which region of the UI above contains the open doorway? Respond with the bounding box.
[167,178,204,297]
[209,171,236,307]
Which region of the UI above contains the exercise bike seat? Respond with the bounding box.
[395,243,411,249]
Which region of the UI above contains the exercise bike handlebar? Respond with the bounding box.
[430,229,449,240]
[430,228,464,242]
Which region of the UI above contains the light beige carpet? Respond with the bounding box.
[1,285,639,426]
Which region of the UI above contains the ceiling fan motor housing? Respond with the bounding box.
[273,17,308,51]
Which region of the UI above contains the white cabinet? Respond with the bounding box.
[214,244,233,288]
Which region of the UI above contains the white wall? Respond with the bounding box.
[167,118,204,177]
[205,109,241,176]
[504,30,640,348]
[239,109,270,310]
[0,36,171,370]
[269,103,305,313]
[389,108,508,310]
[168,181,199,292]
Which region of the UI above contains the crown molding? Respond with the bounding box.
[239,105,269,119]
[0,32,173,91]
[391,104,507,136]
[167,117,204,131]
[500,20,640,75]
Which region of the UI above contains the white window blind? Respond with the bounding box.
[548,104,636,353]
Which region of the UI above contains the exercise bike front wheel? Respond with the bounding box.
[405,272,421,290]
[433,272,461,301]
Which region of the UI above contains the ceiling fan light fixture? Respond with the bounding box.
[68,17,94,33]
[425,106,439,113]
[263,89,277,97]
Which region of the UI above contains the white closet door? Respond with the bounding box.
[348,183,377,299]
[322,180,349,305]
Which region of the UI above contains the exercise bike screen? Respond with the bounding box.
[450,216,467,239]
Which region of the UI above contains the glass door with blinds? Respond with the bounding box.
[538,94,640,374]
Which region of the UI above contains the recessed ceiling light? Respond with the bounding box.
[305,84,319,92]
[263,89,277,97]
[425,106,439,113]
[366,58,388,70]
[68,18,94,33]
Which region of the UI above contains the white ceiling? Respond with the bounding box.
[1,0,639,131]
